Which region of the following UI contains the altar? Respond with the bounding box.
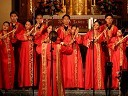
[43,15,121,33]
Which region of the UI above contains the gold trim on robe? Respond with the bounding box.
[96,42,102,89]
[56,44,65,96]
[41,43,47,96]
[29,40,34,86]
[74,44,78,87]
[4,37,13,88]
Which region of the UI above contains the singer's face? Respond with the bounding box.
[2,23,10,31]
[93,22,100,30]
[25,21,32,30]
[10,14,18,22]
[117,30,122,36]
[36,15,43,24]
[71,27,77,34]
[47,26,52,33]
[105,16,113,25]
[62,16,70,25]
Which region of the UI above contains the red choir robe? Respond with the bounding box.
[0,32,15,89]
[62,34,84,88]
[108,36,128,89]
[83,30,105,90]
[57,25,71,42]
[36,43,73,96]
[10,22,24,87]
[100,24,118,62]
[16,30,37,87]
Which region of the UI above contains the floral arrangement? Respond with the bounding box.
[35,1,63,15]
[97,0,123,15]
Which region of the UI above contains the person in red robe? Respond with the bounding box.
[83,20,105,90]
[9,11,24,34]
[108,29,128,89]
[0,21,16,90]
[34,13,47,39]
[57,14,71,42]
[36,31,73,96]
[61,25,84,89]
[16,20,37,89]
[32,13,48,86]
[9,11,25,88]
[100,13,118,62]
[100,13,118,91]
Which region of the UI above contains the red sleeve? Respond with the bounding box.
[34,24,47,37]
[16,30,27,41]
[34,34,46,45]
[75,35,82,44]
[99,24,106,32]
[108,37,116,50]
[57,27,64,41]
[83,30,91,47]
[96,32,105,43]
[60,45,73,55]
[0,40,2,45]
[57,28,62,37]
[112,26,118,37]
[36,45,42,54]
[15,22,25,34]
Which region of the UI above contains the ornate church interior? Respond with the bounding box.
[0,0,128,96]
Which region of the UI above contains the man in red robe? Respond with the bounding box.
[61,25,84,89]
[34,13,47,39]
[34,13,48,86]
[9,11,24,34]
[100,13,118,62]
[57,14,71,42]
[9,11,25,88]
[100,13,118,90]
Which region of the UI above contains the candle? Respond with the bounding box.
[88,18,91,30]
[94,0,96,6]
[90,17,93,28]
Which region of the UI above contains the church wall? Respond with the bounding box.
[0,0,12,29]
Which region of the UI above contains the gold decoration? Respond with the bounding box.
[85,0,87,14]
[91,5,100,15]
[30,0,33,13]
[67,0,87,15]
